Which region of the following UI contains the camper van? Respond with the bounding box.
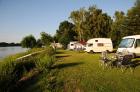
[85,38,113,53]
[117,35,140,57]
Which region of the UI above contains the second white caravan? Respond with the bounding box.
[85,38,113,53]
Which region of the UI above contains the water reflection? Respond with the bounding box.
[0,46,27,59]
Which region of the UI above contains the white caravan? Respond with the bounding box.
[117,35,140,57]
[68,41,77,50]
[85,38,113,53]
[68,41,86,50]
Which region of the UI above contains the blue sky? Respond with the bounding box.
[0,0,136,43]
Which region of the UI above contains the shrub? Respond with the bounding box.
[0,59,17,91]
[0,47,56,92]
[0,56,37,92]
[35,55,55,73]
[45,46,56,56]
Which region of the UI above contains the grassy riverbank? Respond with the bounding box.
[0,47,61,92]
[1,49,140,92]
[55,50,140,92]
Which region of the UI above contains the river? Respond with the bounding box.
[0,46,27,59]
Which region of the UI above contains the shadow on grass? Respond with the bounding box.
[55,55,71,59]
[131,60,140,68]
[12,71,42,92]
[56,51,65,54]
[53,62,84,69]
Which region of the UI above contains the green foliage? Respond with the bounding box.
[110,0,140,47]
[45,46,56,56]
[21,35,36,48]
[0,47,57,92]
[70,8,85,41]
[39,70,63,92]
[123,0,140,35]
[40,32,53,46]
[0,59,16,91]
[35,55,55,72]
[59,34,70,49]
[70,6,112,41]
[55,21,77,49]
[68,1,140,47]
[0,56,37,92]
[36,39,42,47]
[110,11,126,47]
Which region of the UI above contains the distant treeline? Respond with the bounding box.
[0,42,21,47]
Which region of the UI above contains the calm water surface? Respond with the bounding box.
[0,46,27,59]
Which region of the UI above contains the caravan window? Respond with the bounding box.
[98,43,104,46]
[95,40,98,42]
[136,39,140,47]
[71,44,74,46]
[88,43,93,47]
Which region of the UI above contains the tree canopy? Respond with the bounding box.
[21,35,36,48]
[70,6,112,41]
[40,32,53,46]
[123,0,140,36]
[55,20,77,49]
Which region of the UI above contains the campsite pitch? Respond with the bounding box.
[55,50,140,92]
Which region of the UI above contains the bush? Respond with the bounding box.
[0,59,17,91]
[0,56,37,92]
[0,47,56,92]
[45,46,56,56]
[35,55,55,73]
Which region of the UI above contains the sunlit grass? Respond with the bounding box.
[56,50,140,92]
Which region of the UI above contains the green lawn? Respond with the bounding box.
[55,50,140,92]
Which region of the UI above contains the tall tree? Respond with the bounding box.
[70,6,112,41]
[21,35,36,48]
[80,6,112,40]
[110,11,126,47]
[123,0,140,35]
[69,8,86,41]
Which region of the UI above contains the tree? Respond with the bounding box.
[69,8,86,41]
[21,35,36,48]
[40,32,53,46]
[70,6,112,41]
[36,39,42,47]
[55,21,77,48]
[123,0,140,35]
[59,33,70,49]
[86,6,112,38]
[110,11,126,47]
